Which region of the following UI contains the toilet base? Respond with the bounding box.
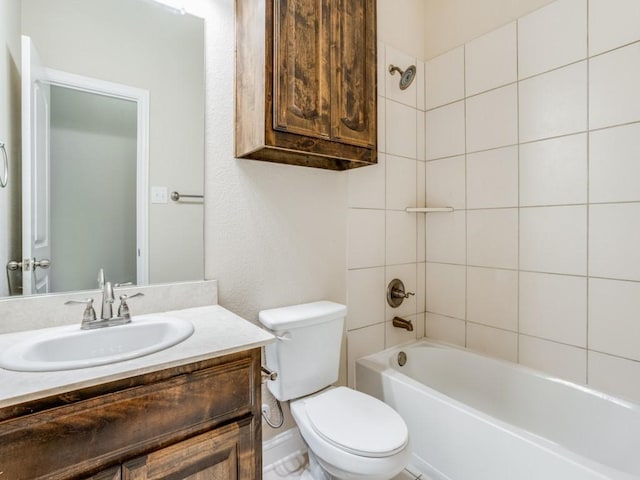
[300,449,332,480]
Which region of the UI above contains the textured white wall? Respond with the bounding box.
[424,0,555,59]
[378,0,426,59]
[199,0,348,324]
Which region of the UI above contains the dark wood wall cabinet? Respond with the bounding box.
[236,0,377,170]
[0,349,262,480]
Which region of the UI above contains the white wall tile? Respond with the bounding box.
[467,267,518,331]
[519,134,587,206]
[425,101,465,160]
[425,313,466,347]
[590,124,640,204]
[348,153,386,209]
[520,206,587,275]
[467,323,518,362]
[465,22,517,96]
[416,262,426,313]
[589,278,640,361]
[425,262,466,319]
[378,96,386,153]
[386,211,417,265]
[589,0,640,56]
[425,46,464,109]
[417,212,426,263]
[377,42,386,99]
[467,209,518,269]
[589,351,640,403]
[590,42,640,130]
[425,155,465,210]
[519,272,587,347]
[348,209,385,269]
[416,60,426,111]
[589,203,640,282]
[518,0,587,79]
[519,335,587,384]
[385,46,417,108]
[425,211,466,265]
[414,312,426,339]
[363,4,640,378]
[386,155,417,210]
[347,323,385,388]
[385,315,418,348]
[416,111,426,161]
[417,161,426,263]
[466,84,518,153]
[386,99,417,159]
[519,61,587,143]
[347,267,386,331]
[385,263,418,320]
[416,161,426,208]
[467,146,518,209]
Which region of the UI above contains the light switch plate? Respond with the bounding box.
[151,186,168,204]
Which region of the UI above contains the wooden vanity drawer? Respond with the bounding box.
[0,349,260,480]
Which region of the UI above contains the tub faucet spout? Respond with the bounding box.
[392,316,414,332]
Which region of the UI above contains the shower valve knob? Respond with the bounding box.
[387,279,414,308]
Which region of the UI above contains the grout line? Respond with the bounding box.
[463,42,469,349]
[426,260,640,285]
[427,35,640,115]
[516,17,521,364]
[426,119,640,164]
[589,349,640,366]
[585,0,591,385]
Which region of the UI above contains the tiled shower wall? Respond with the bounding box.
[423,0,640,402]
[345,43,427,387]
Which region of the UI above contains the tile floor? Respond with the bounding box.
[393,467,426,479]
[264,464,428,480]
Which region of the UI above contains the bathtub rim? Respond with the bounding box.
[359,337,640,412]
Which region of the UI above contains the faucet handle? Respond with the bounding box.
[114,281,133,288]
[65,298,97,328]
[117,293,144,320]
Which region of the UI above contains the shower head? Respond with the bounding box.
[389,64,417,90]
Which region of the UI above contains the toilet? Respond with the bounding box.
[259,301,411,480]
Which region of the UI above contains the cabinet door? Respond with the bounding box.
[122,421,254,480]
[331,0,376,147]
[273,0,331,139]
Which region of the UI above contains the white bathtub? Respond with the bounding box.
[356,339,640,480]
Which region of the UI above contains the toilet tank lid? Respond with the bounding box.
[259,301,347,330]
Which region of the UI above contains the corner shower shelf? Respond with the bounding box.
[405,207,454,213]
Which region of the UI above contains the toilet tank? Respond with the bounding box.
[259,301,346,401]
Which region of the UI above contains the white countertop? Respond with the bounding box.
[0,305,275,408]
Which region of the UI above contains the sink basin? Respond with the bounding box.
[0,316,194,372]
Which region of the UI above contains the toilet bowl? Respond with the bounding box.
[290,387,412,480]
[259,301,412,480]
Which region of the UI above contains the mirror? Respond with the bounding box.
[0,0,205,297]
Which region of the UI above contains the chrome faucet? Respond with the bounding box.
[101,279,115,320]
[66,269,143,329]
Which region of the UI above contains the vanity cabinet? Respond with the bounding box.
[122,420,252,479]
[0,349,261,480]
[236,0,377,170]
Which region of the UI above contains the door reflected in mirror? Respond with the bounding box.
[1,0,205,297]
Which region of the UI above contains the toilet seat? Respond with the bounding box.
[304,387,408,458]
[291,387,412,480]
